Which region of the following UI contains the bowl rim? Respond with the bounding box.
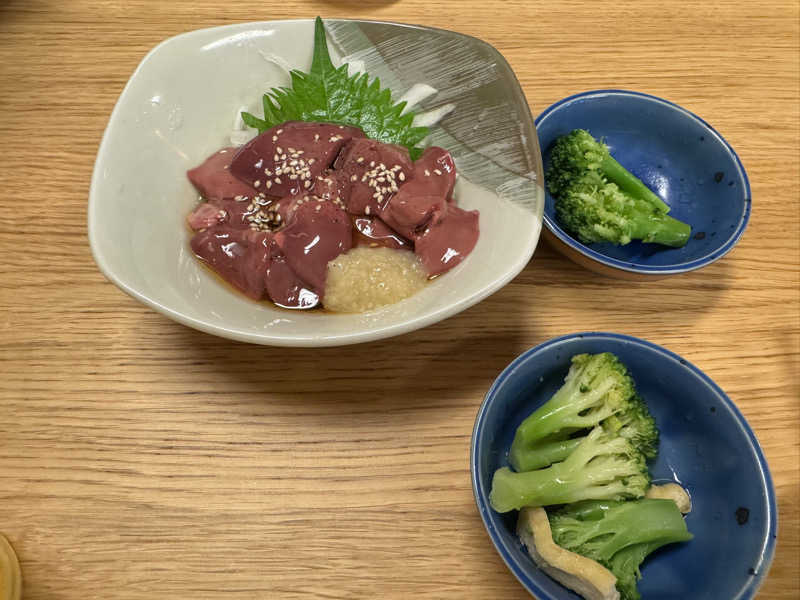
[87,17,543,347]
[470,331,777,600]
[535,89,752,275]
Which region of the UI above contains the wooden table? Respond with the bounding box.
[1,1,798,598]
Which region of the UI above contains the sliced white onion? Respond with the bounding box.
[412,103,456,127]
[397,83,438,114]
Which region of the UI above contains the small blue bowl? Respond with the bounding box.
[471,332,776,600]
[536,90,751,278]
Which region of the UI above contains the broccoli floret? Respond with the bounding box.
[555,171,691,247]
[606,541,666,600]
[603,394,659,460]
[513,392,660,472]
[547,130,691,248]
[490,427,651,512]
[512,436,584,472]
[509,353,637,471]
[547,129,669,213]
[549,498,693,600]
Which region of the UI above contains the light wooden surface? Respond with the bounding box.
[1,0,798,598]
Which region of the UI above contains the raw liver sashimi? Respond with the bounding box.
[352,216,410,250]
[333,138,413,216]
[414,206,480,277]
[187,148,259,202]
[379,147,456,238]
[190,227,272,299]
[273,198,352,294]
[187,202,228,230]
[265,245,320,310]
[187,198,271,231]
[413,147,457,198]
[380,190,448,239]
[230,122,364,197]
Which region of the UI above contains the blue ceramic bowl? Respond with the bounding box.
[471,333,776,600]
[536,90,751,278]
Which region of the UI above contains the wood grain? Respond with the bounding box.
[1,0,798,598]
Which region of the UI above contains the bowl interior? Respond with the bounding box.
[89,19,543,346]
[536,90,750,274]
[472,333,776,600]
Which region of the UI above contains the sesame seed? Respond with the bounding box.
[425,169,431,176]
[308,158,316,165]
[315,205,322,211]
[356,157,364,163]
[365,206,371,215]
[433,169,442,175]
[398,172,406,181]
[273,154,279,162]
[351,174,358,182]
[275,177,281,184]
[272,135,278,141]
[276,147,283,154]
[277,129,283,134]
[254,180,261,188]
[266,181,272,189]
[369,161,375,167]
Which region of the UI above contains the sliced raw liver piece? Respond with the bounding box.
[273,198,352,294]
[333,138,413,216]
[190,227,272,299]
[230,122,364,198]
[414,205,480,277]
[265,249,320,310]
[187,195,286,231]
[187,202,228,230]
[191,225,319,308]
[187,147,258,202]
[380,189,448,240]
[352,216,410,250]
[413,147,457,198]
[379,147,456,238]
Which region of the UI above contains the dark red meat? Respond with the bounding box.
[190,227,272,299]
[352,216,410,250]
[414,206,480,277]
[273,198,352,294]
[265,246,320,310]
[230,122,364,197]
[379,147,456,239]
[333,138,413,216]
[187,147,259,202]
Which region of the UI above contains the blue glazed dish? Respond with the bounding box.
[535,90,751,278]
[471,332,776,600]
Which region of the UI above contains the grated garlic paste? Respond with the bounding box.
[324,247,428,313]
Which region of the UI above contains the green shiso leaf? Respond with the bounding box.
[242,17,429,159]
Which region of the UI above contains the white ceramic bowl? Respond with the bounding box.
[89,19,544,346]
